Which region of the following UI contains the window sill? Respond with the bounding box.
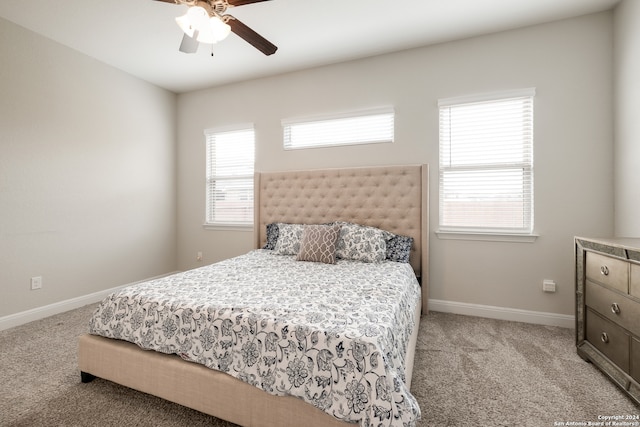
[203,223,254,232]
[435,230,538,243]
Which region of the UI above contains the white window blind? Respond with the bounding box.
[438,89,535,235]
[282,108,394,150]
[205,126,255,227]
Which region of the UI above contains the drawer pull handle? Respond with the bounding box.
[601,332,609,343]
[600,265,610,276]
[611,303,621,315]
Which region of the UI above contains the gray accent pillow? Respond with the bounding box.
[335,222,392,263]
[273,223,305,255]
[262,223,279,250]
[296,224,342,264]
[386,234,413,263]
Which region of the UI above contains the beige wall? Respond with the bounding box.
[614,0,640,237]
[0,9,619,322]
[177,12,614,317]
[0,18,178,318]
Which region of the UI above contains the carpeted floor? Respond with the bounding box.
[0,304,637,426]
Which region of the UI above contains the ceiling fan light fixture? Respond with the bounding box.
[175,5,231,45]
[175,6,209,40]
[208,16,231,42]
[175,14,195,38]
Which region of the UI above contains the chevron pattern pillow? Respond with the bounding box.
[296,224,342,264]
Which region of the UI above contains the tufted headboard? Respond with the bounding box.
[254,164,429,313]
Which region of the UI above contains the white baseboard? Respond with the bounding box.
[428,299,575,328]
[0,272,179,332]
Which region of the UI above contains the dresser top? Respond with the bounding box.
[576,237,640,250]
[576,237,640,261]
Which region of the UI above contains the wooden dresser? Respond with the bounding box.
[575,237,640,404]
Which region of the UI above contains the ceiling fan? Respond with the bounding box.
[153,0,277,56]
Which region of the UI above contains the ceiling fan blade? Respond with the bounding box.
[227,17,277,56]
[179,31,200,53]
[227,0,272,6]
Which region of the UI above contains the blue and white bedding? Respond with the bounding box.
[89,249,421,426]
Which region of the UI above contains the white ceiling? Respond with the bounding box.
[0,0,620,93]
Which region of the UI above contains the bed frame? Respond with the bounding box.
[79,164,429,427]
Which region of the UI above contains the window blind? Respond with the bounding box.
[438,89,534,234]
[205,126,255,226]
[282,108,394,150]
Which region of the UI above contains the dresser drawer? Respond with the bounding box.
[586,252,629,293]
[632,337,640,383]
[586,280,640,336]
[586,308,630,372]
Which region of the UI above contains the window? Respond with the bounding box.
[205,125,255,228]
[282,107,394,149]
[438,89,535,238]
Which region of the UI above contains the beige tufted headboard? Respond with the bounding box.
[254,164,429,313]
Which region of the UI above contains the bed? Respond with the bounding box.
[79,164,429,427]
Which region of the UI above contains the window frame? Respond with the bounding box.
[203,124,255,231]
[282,107,395,150]
[436,88,537,243]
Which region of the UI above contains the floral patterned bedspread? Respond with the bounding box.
[89,250,421,426]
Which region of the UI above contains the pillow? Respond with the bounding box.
[262,223,279,250]
[335,222,392,263]
[386,234,413,263]
[296,224,342,264]
[273,223,305,255]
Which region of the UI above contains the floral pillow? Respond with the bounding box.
[296,224,342,264]
[386,234,413,263]
[335,222,392,263]
[273,223,305,255]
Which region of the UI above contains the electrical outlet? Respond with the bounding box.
[542,279,556,293]
[196,251,203,262]
[31,276,43,290]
